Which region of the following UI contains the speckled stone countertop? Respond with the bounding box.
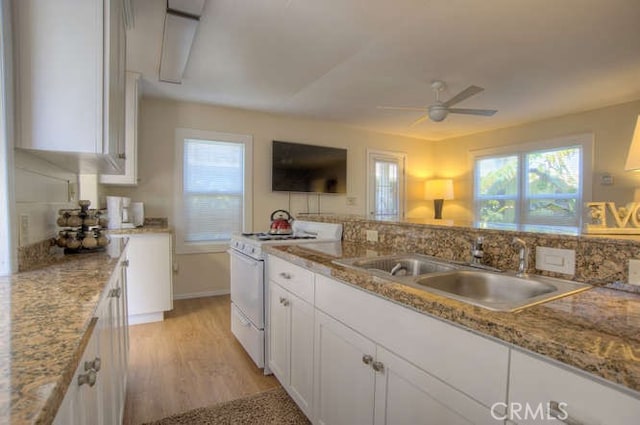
[0,239,127,425]
[266,242,640,396]
[105,223,172,235]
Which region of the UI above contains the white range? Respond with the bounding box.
[228,220,342,373]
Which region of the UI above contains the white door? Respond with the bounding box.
[373,346,498,425]
[268,282,290,383]
[367,150,406,219]
[314,310,376,425]
[288,289,315,418]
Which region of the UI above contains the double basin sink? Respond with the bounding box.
[333,254,591,312]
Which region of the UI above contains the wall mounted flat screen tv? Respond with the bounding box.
[272,141,347,193]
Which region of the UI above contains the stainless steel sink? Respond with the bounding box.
[334,254,458,277]
[413,270,591,312]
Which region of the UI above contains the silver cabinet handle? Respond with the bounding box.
[122,259,130,267]
[279,297,290,306]
[549,401,583,425]
[362,354,373,365]
[279,272,292,279]
[372,361,384,372]
[110,287,121,298]
[118,153,126,160]
[78,369,97,387]
[84,357,101,372]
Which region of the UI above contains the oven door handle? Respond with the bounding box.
[228,249,259,266]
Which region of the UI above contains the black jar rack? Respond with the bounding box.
[56,200,110,254]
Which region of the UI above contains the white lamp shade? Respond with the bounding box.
[625,115,640,171]
[425,179,454,200]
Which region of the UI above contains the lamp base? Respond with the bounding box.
[433,199,444,219]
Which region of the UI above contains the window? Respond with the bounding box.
[175,129,252,254]
[367,150,406,219]
[473,135,592,232]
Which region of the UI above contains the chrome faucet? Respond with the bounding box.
[471,236,484,265]
[512,237,529,277]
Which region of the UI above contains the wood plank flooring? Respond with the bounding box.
[122,295,279,425]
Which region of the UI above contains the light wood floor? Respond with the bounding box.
[122,295,279,425]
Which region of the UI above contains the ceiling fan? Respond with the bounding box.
[379,80,497,125]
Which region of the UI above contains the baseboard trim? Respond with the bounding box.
[129,312,164,325]
[173,289,230,300]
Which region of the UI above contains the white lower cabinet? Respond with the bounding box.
[268,281,315,418]
[314,310,376,425]
[121,233,173,324]
[53,257,129,425]
[374,346,499,425]
[313,308,499,425]
[508,350,640,425]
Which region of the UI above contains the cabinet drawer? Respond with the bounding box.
[315,274,509,409]
[268,255,314,303]
[509,349,640,425]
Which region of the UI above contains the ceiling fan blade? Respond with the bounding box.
[377,106,426,111]
[442,85,484,107]
[448,108,497,116]
[409,114,430,127]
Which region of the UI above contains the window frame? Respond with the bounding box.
[470,134,593,231]
[174,128,253,254]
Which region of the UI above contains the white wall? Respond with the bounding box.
[432,99,640,222]
[103,98,434,297]
[14,150,78,246]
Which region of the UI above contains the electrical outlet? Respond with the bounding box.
[365,230,378,242]
[628,259,640,285]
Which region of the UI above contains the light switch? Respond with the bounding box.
[535,246,575,275]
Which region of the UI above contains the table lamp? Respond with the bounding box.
[425,179,454,219]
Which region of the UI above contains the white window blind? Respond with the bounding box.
[175,129,252,254]
[473,135,592,232]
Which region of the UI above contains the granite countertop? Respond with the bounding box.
[266,241,640,396]
[0,239,128,425]
[105,223,173,235]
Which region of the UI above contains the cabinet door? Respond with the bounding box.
[268,282,290,384]
[288,289,314,418]
[509,350,640,425]
[100,72,141,185]
[125,234,173,317]
[314,310,376,425]
[374,346,500,425]
[105,0,126,162]
[97,293,117,425]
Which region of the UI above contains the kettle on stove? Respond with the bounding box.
[269,210,294,235]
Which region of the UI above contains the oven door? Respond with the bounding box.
[229,248,264,329]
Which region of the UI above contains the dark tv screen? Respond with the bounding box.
[272,141,347,193]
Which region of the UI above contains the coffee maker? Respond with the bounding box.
[106,196,144,229]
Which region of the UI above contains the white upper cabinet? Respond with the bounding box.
[14,0,126,174]
[101,72,141,185]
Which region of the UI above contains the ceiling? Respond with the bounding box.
[127,0,640,141]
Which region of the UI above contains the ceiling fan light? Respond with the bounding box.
[428,106,448,122]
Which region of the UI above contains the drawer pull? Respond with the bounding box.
[84,357,101,372]
[279,297,290,306]
[549,401,582,425]
[78,370,97,387]
[372,361,384,373]
[362,354,373,365]
[279,272,292,280]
